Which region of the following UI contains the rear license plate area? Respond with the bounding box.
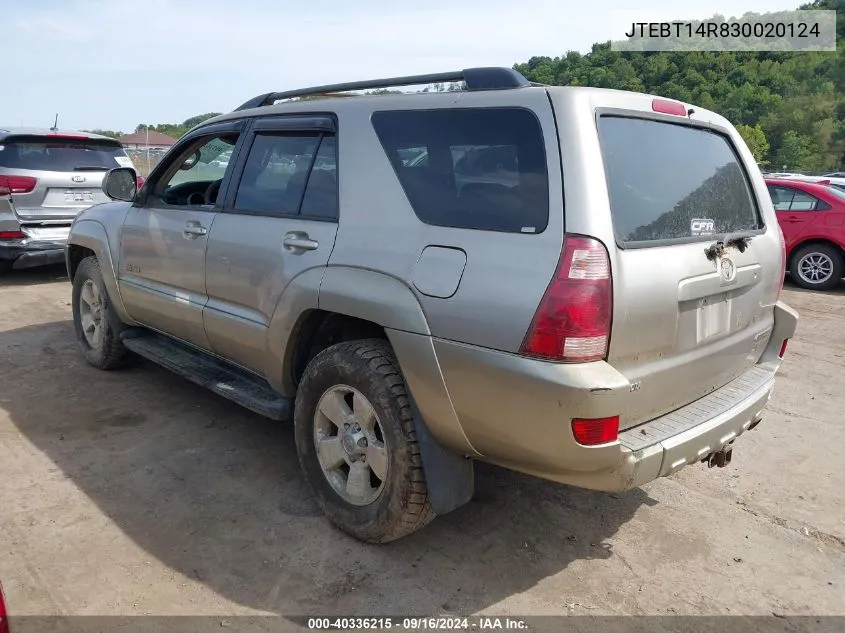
[696,293,730,342]
[64,189,94,203]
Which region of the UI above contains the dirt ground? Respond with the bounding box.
[1,266,844,626]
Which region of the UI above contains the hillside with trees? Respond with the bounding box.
[514,0,844,170]
[133,113,223,140]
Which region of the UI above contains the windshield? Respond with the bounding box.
[0,136,128,171]
[598,117,763,245]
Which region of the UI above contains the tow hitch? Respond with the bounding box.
[706,444,733,468]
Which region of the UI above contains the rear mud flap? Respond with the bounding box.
[409,395,475,516]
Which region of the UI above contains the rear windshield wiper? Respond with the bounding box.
[72,166,110,171]
[704,233,754,261]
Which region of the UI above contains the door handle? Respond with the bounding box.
[283,232,319,251]
[183,221,208,239]
[784,216,802,222]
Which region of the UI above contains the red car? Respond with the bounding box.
[0,580,8,633]
[765,178,845,291]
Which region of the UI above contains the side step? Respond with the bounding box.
[120,330,292,421]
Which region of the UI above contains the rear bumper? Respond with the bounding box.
[577,366,775,491]
[0,237,68,269]
[432,301,798,492]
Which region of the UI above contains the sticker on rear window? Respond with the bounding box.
[115,156,134,168]
[690,218,716,236]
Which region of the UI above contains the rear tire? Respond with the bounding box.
[294,339,436,543]
[790,243,844,291]
[71,256,128,369]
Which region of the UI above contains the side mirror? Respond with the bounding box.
[102,167,138,202]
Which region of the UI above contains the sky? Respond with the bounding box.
[1,0,804,133]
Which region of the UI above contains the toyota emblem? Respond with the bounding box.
[720,257,736,282]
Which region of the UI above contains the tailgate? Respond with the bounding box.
[13,171,111,221]
[596,114,782,429]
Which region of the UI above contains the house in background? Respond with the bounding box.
[118,130,177,150]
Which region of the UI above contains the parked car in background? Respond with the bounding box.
[0,128,138,272]
[764,172,807,179]
[823,172,845,178]
[0,580,9,633]
[65,67,796,543]
[766,177,845,290]
[822,176,845,192]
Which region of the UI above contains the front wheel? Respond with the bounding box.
[294,339,435,543]
[71,256,128,369]
[790,243,844,291]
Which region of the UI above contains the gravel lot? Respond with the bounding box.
[1,266,843,626]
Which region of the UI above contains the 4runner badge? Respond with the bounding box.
[691,218,715,236]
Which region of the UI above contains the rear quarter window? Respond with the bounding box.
[371,108,549,233]
[597,117,763,246]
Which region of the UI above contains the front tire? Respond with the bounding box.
[294,339,435,543]
[790,243,844,291]
[71,256,127,369]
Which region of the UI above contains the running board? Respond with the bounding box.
[120,330,292,421]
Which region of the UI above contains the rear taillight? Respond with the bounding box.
[779,339,789,358]
[520,234,612,363]
[136,176,145,189]
[0,231,27,240]
[572,416,620,445]
[0,581,8,633]
[0,176,37,196]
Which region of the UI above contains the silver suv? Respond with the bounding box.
[65,67,798,543]
[0,128,135,272]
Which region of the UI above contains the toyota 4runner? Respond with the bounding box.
[64,67,798,543]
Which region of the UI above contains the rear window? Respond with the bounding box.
[827,185,845,200]
[372,108,549,233]
[0,136,129,172]
[597,117,762,246]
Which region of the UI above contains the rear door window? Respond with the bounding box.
[232,132,338,220]
[597,117,763,246]
[767,185,828,211]
[0,136,129,171]
[372,108,549,233]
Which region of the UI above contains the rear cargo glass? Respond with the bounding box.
[597,117,763,246]
[372,108,549,233]
[0,136,128,172]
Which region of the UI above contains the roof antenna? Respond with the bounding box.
[50,113,59,131]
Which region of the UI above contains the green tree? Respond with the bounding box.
[736,124,770,164]
[134,113,222,139]
[775,130,819,171]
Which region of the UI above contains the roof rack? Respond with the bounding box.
[234,67,531,111]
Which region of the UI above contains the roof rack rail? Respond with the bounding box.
[234,67,531,111]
